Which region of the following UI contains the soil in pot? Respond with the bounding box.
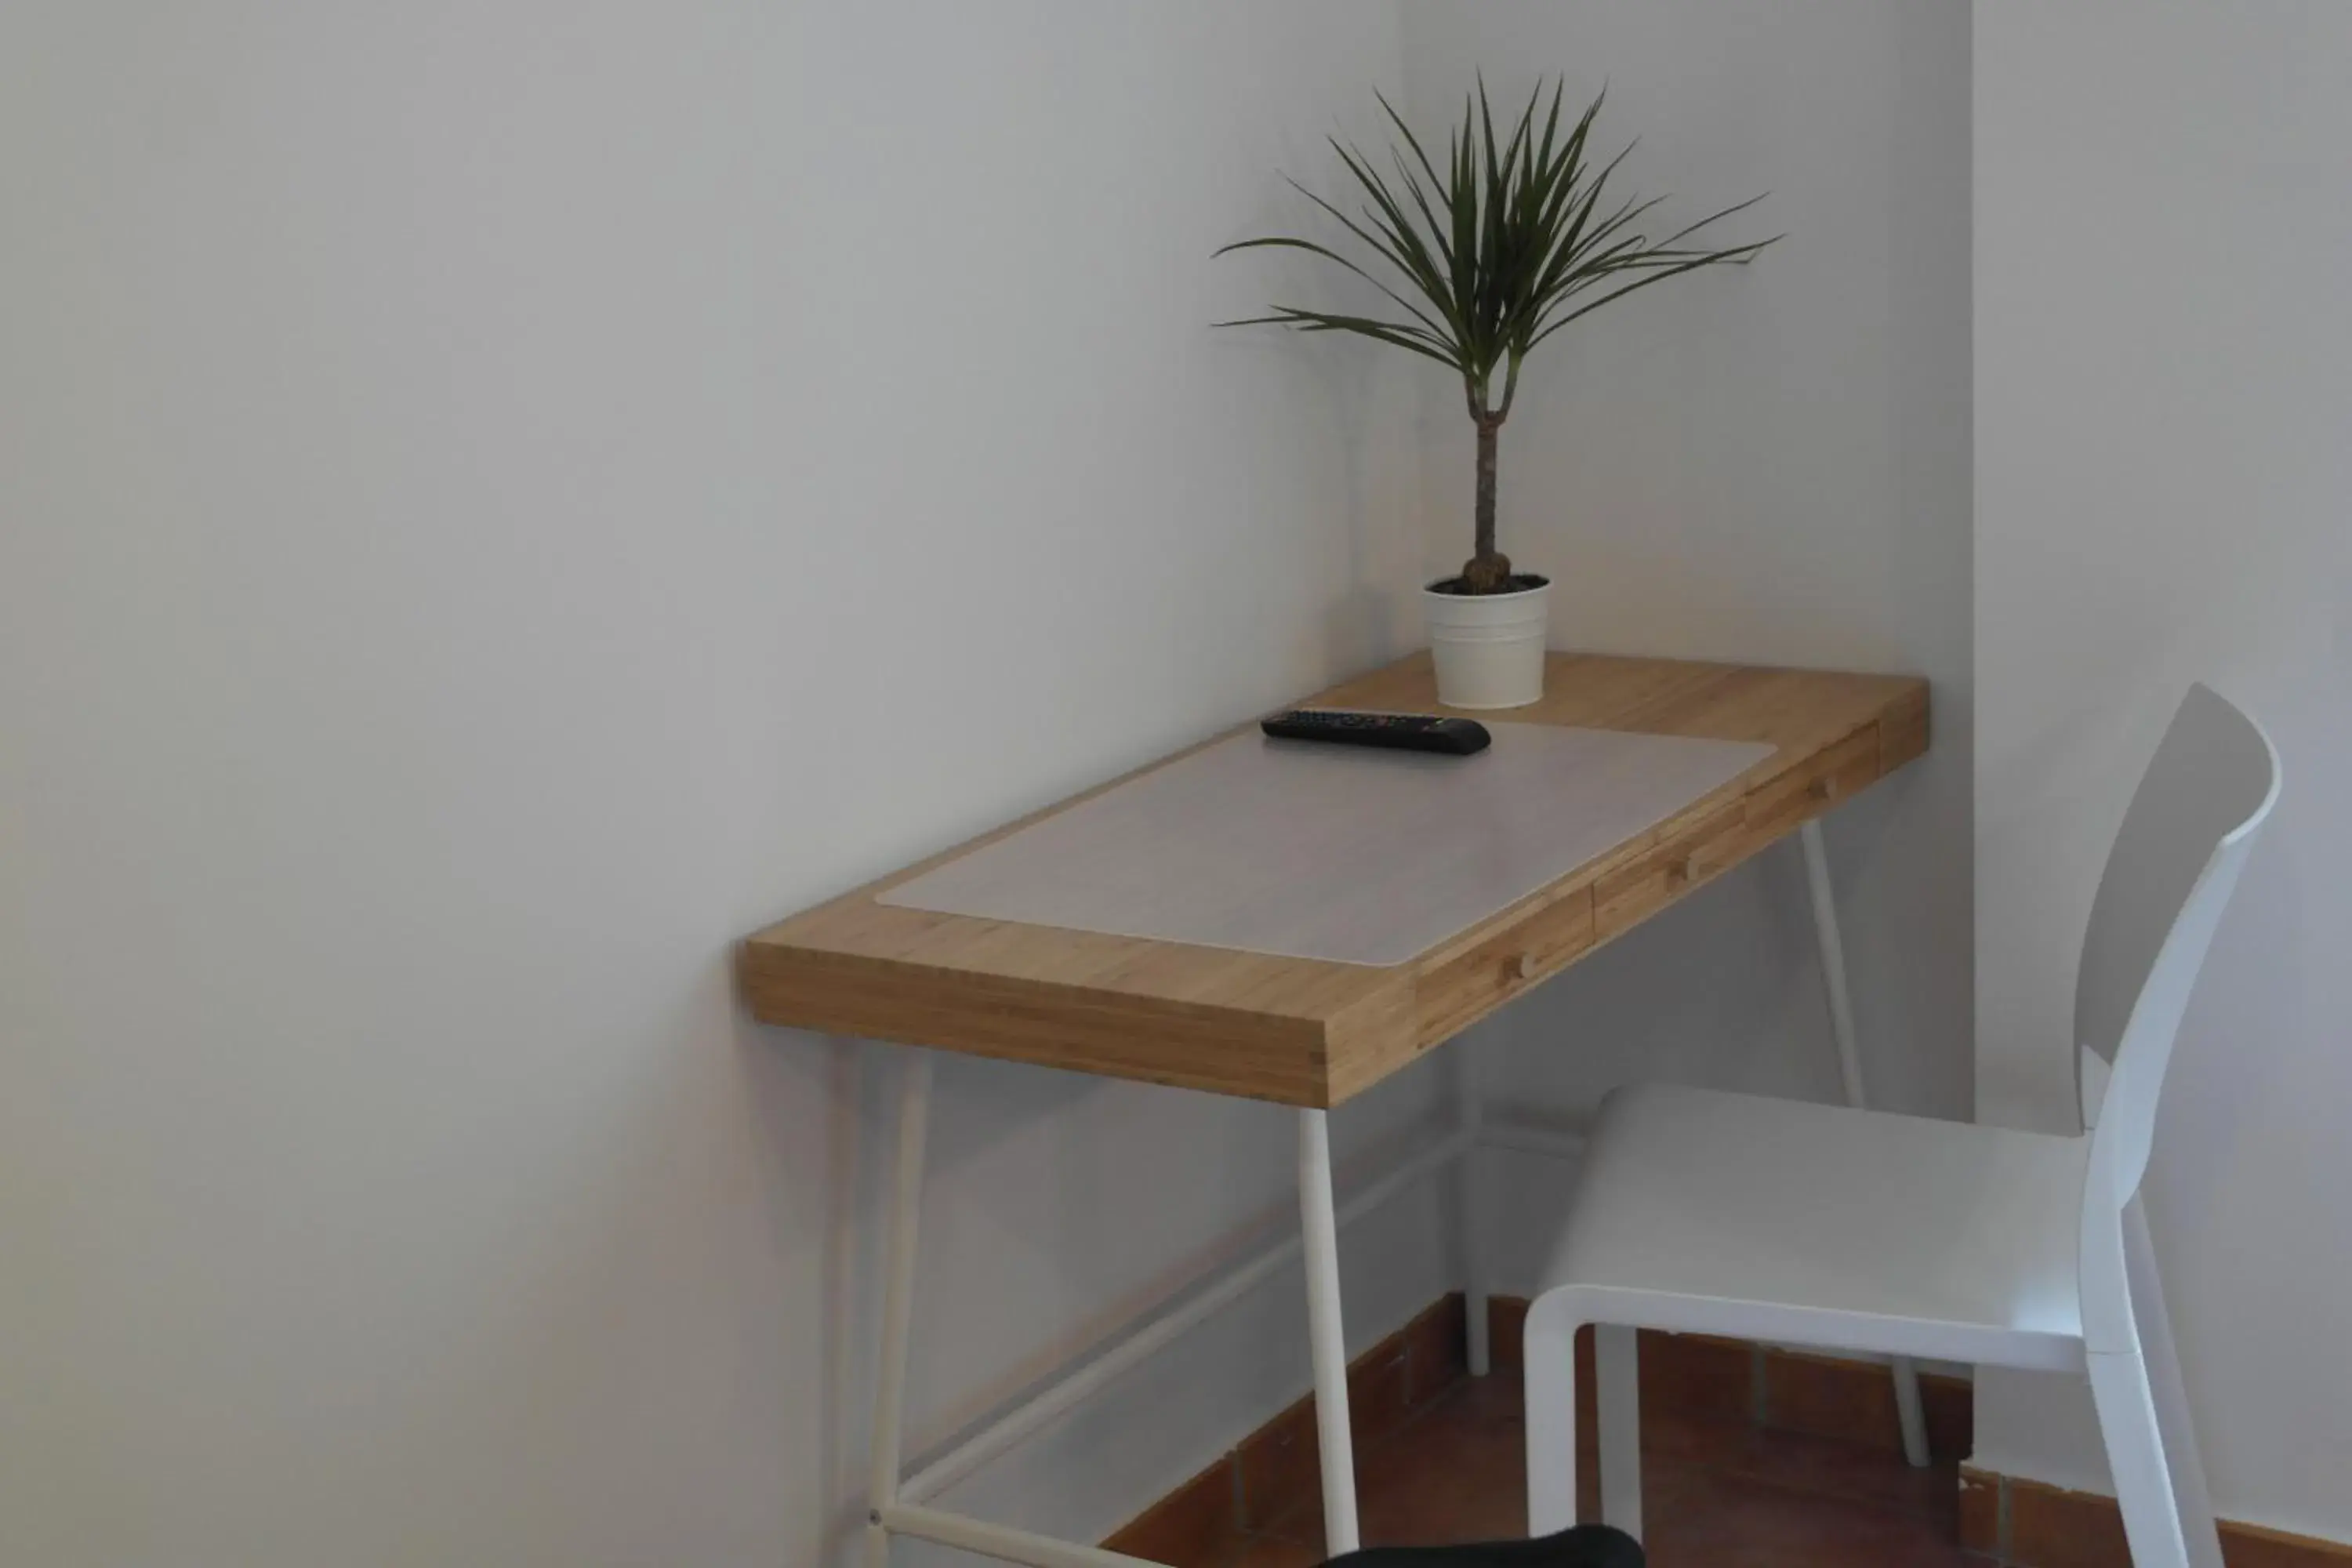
[1428,572,1551,596]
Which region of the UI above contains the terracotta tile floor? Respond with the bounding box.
[1218,1375,1980,1568]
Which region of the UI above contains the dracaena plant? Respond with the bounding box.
[1218,80,1776,594]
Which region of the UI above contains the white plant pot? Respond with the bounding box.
[1422,576,1551,709]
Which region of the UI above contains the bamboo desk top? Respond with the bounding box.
[739,652,1929,1109]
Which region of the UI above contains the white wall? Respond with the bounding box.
[0,5,1980,1565]
[1973,4,2352,1541]
[0,7,1443,1566]
[1398,0,1974,1288]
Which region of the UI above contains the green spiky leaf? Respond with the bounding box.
[1214,78,1777,421]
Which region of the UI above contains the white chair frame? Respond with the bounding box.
[1525,684,2279,1568]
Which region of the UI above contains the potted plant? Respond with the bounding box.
[1218,81,1775,708]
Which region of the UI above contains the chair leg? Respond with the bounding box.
[1595,1324,1642,1541]
[2089,1349,2193,1568]
[1524,1295,1584,1536]
[2125,1197,2224,1568]
[1798,819,1932,1467]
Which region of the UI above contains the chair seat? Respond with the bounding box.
[1536,1084,2091,1371]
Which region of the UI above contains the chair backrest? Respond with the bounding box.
[2074,683,2278,1352]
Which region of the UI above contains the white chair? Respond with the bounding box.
[1523,684,2279,1568]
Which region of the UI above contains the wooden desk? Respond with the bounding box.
[742,652,1927,1105]
[746,652,1929,1568]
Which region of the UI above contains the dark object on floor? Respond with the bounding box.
[1323,1527,1642,1568]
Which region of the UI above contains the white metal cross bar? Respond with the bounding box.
[898,1123,1470,1508]
[881,1504,1160,1568]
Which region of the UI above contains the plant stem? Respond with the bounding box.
[1472,414,1504,576]
[1460,383,1511,591]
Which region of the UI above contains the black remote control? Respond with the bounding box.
[1260,710,1493,756]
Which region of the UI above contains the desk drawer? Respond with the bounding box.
[1744,724,1881,840]
[1593,798,1755,942]
[1414,886,1596,1044]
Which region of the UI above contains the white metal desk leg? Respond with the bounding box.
[1453,1043,1492,1377]
[1798,820,1870,1110]
[1798,820,1931,1468]
[1298,1109,1361,1553]
[865,1051,934,1568]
